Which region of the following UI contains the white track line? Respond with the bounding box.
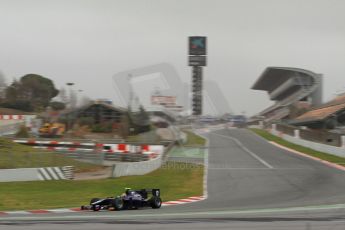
[192,131,209,199]
[212,133,273,169]
[270,141,345,172]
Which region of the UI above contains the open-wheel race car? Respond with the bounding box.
[81,188,162,211]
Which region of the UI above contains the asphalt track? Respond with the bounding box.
[2,128,345,229]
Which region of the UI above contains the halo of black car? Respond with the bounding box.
[81,188,162,211]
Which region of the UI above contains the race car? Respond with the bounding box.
[81,188,162,211]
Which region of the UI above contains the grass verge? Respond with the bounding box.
[182,130,206,147]
[0,138,103,172]
[250,128,345,166]
[0,162,203,211]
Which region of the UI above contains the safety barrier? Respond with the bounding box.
[13,139,165,162]
[0,115,24,120]
[270,125,345,158]
[111,154,163,177]
[0,121,24,136]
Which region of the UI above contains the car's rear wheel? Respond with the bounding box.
[112,197,124,211]
[151,197,162,209]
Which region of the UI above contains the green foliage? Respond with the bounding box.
[92,122,113,133]
[129,106,151,134]
[0,162,203,211]
[119,113,130,138]
[0,100,34,112]
[78,117,95,127]
[49,101,66,111]
[15,125,29,138]
[4,74,59,111]
[182,130,206,147]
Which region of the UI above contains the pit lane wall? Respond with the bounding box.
[269,124,345,158]
[0,166,74,182]
[111,154,163,177]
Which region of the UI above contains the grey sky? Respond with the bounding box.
[0,0,344,116]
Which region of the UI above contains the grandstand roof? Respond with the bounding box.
[292,94,345,124]
[251,67,318,93]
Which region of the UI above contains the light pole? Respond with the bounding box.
[66,82,76,109]
[66,82,75,131]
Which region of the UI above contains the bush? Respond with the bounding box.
[15,125,29,138]
[92,122,113,133]
[49,101,66,111]
[0,100,34,112]
[78,117,95,127]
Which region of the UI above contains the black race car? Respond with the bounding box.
[81,188,162,211]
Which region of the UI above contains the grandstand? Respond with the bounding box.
[290,93,345,130]
[251,67,322,124]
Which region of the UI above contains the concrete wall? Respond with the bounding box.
[0,166,74,182]
[270,128,345,158]
[111,155,163,177]
[0,168,41,182]
[0,121,24,136]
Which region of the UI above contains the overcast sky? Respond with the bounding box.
[0,0,344,116]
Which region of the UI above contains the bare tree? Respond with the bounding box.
[69,89,77,109]
[0,71,7,100]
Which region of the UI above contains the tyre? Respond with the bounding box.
[151,197,162,209]
[111,197,124,211]
[90,198,100,205]
[92,205,101,211]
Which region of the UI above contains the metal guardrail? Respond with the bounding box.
[12,138,171,165]
[61,151,151,163]
[12,137,172,146]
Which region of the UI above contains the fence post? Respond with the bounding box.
[341,136,345,148]
[294,129,300,139]
[272,124,277,131]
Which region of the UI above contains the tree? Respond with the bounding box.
[132,105,151,134]
[69,89,77,109]
[4,74,58,111]
[49,101,66,111]
[0,71,7,101]
[15,125,29,138]
[0,100,34,112]
[119,112,130,138]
